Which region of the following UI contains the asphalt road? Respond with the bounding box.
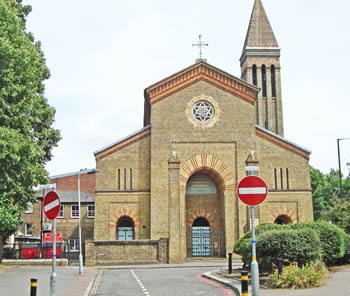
[95,267,233,296]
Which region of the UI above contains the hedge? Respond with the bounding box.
[234,222,345,268]
[237,228,321,272]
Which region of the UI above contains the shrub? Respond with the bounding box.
[340,234,350,264]
[233,223,281,257]
[236,228,322,272]
[269,262,328,289]
[288,222,345,265]
[234,222,345,267]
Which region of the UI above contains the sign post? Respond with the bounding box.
[43,191,61,296]
[237,175,268,296]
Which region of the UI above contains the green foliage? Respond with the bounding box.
[287,222,345,265]
[236,227,321,272]
[310,166,350,228]
[233,223,282,255]
[269,262,328,289]
[234,222,345,269]
[340,234,350,264]
[0,0,61,242]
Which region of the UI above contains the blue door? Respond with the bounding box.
[192,226,210,256]
[118,227,133,240]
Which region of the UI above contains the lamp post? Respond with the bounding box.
[337,138,350,196]
[76,168,98,275]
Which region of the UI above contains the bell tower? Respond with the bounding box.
[240,0,284,136]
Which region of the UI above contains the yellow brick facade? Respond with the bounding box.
[92,0,314,263]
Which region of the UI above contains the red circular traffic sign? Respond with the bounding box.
[43,191,61,220]
[237,176,268,206]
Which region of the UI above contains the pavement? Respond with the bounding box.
[0,259,349,295]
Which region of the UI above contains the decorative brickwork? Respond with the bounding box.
[146,62,259,105]
[180,154,234,192]
[268,206,297,223]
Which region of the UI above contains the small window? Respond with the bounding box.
[286,168,290,189]
[87,204,95,218]
[274,168,277,189]
[118,168,121,190]
[280,168,284,189]
[26,202,33,214]
[25,224,33,236]
[57,205,64,218]
[130,168,133,190]
[68,239,80,252]
[124,168,127,190]
[71,204,79,218]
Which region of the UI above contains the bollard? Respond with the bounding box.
[276,258,283,275]
[241,271,248,296]
[228,253,232,274]
[30,278,37,296]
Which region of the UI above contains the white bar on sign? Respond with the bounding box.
[239,187,266,194]
[44,199,59,212]
[245,166,260,172]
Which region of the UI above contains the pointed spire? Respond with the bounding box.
[243,0,278,49]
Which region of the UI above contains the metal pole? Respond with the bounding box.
[251,206,259,296]
[228,252,232,274]
[78,174,83,274]
[50,218,56,296]
[337,139,343,196]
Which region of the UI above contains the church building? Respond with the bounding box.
[90,0,313,264]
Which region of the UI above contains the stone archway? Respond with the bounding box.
[182,155,233,258]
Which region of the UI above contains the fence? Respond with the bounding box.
[2,242,80,264]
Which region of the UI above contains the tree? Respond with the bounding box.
[0,0,61,261]
[311,166,350,233]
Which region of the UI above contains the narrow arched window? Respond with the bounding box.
[271,65,276,97]
[252,64,257,86]
[261,65,267,97]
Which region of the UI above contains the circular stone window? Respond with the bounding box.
[192,101,214,122]
[186,94,220,129]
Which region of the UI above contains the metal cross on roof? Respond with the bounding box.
[192,35,208,59]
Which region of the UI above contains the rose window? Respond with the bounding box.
[192,101,214,122]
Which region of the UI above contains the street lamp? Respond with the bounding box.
[337,138,350,196]
[77,168,98,275]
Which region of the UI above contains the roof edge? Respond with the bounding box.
[256,125,311,154]
[94,125,151,156]
[50,168,97,180]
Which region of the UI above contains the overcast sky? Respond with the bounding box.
[23,0,350,177]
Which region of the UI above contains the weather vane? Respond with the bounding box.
[192,35,208,59]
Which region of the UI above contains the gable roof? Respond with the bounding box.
[256,125,311,160]
[94,125,151,161]
[145,60,259,105]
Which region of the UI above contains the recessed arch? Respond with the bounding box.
[268,206,297,223]
[274,214,293,225]
[180,153,234,192]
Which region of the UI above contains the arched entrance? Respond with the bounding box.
[192,217,210,256]
[274,214,293,225]
[186,170,225,257]
[116,216,134,240]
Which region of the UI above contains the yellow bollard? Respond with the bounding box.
[30,278,37,296]
[241,271,248,296]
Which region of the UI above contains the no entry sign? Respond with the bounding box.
[237,176,268,206]
[43,191,60,220]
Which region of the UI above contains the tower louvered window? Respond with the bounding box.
[262,65,267,97]
[271,65,276,97]
[252,64,257,86]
